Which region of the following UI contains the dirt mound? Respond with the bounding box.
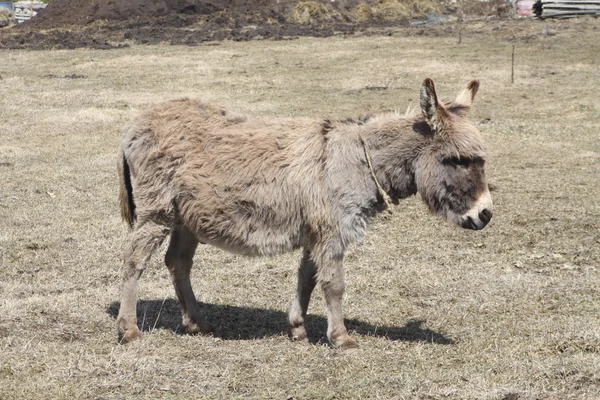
[26,0,222,28]
[0,0,514,50]
[26,0,371,29]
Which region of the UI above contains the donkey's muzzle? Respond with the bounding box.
[459,188,493,230]
[461,208,493,230]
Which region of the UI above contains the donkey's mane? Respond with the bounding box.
[320,115,373,135]
[320,107,425,135]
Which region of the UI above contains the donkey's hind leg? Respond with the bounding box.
[165,226,214,335]
[289,248,318,341]
[117,220,171,343]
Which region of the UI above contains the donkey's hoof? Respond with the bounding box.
[119,326,142,344]
[289,325,308,341]
[331,334,359,349]
[184,321,214,336]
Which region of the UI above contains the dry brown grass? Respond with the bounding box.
[287,1,339,24]
[461,0,513,19]
[352,0,441,22]
[288,0,441,25]
[1,18,599,400]
[0,7,12,28]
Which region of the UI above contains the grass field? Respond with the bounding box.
[1,19,599,399]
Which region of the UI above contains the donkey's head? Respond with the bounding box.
[414,78,493,230]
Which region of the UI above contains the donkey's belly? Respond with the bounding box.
[179,198,306,256]
[194,225,305,256]
[175,160,317,256]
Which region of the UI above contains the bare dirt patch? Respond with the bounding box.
[0,16,599,400]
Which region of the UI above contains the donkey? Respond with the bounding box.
[116,78,492,348]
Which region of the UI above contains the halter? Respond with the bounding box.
[359,136,393,215]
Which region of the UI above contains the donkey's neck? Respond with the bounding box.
[360,114,430,201]
[321,114,428,247]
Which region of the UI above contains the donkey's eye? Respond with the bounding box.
[445,157,471,169]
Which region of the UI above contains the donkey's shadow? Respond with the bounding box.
[106,299,454,345]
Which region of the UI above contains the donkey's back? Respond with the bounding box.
[120,98,332,256]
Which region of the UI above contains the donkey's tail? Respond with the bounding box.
[118,151,136,229]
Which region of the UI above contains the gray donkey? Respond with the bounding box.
[116,78,492,348]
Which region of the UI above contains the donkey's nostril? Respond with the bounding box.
[479,208,493,225]
[461,216,477,230]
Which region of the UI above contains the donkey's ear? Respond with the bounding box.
[454,79,480,110]
[420,78,448,127]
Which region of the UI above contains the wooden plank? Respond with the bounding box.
[543,5,600,9]
[541,10,600,14]
[545,13,600,18]
[539,2,600,6]
[538,10,600,17]
[541,3,600,6]
[540,0,600,4]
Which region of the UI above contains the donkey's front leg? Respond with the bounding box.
[319,252,358,348]
[289,248,317,340]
